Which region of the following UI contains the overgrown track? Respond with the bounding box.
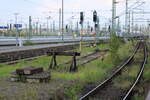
[79,42,146,100]
[63,49,109,65]
[122,42,148,100]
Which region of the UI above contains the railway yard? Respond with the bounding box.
[0,0,150,99]
[0,39,149,100]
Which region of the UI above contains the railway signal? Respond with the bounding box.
[9,24,12,30]
[80,12,84,25]
[79,12,84,52]
[93,10,98,46]
[66,25,68,32]
[93,10,97,23]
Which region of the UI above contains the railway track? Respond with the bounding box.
[122,42,148,100]
[77,50,108,65]
[79,41,148,100]
[63,49,109,65]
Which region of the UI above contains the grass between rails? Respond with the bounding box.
[53,55,113,82]
[113,43,150,100]
[114,48,144,89]
[79,43,109,56]
[143,44,150,82]
[118,41,134,60]
[113,65,140,89]
[130,44,150,100]
[108,47,146,100]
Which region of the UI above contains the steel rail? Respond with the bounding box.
[123,43,148,100]
[79,42,140,100]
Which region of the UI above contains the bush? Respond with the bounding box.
[109,34,121,65]
[24,40,34,46]
[65,84,83,100]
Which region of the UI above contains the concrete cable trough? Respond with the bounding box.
[0,43,78,63]
[11,66,51,83]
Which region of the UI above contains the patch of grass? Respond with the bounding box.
[53,53,113,83]
[143,58,150,82]
[118,41,133,60]
[53,72,78,80]
[24,40,34,46]
[65,84,83,100]
[144,45,150,80]
[0,94,5,100]
[131,94,144,100]
[79,44,109,56]
[79,55,113,83]
[114,65,140,89]
[0,56,50,76]
[0,56,72,77]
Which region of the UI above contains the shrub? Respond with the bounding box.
[109,34,121,65]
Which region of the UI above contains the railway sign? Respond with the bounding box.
[14,24,22,28]
[0,26,9,29]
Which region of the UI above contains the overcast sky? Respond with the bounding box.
[0,0,149,27]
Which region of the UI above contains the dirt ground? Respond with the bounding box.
[0,77,76,100]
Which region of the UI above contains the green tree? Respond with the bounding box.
[110,34,120,65]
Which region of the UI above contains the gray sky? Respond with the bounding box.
[0,0,150,27]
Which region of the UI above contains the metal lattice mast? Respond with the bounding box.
[125,0,129,34]
[59,8,61,34]
[62,0,64,41]
[112,0,116,34]
[131,11,134,34]
[125,0,145,35]
[28,16,32,40]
